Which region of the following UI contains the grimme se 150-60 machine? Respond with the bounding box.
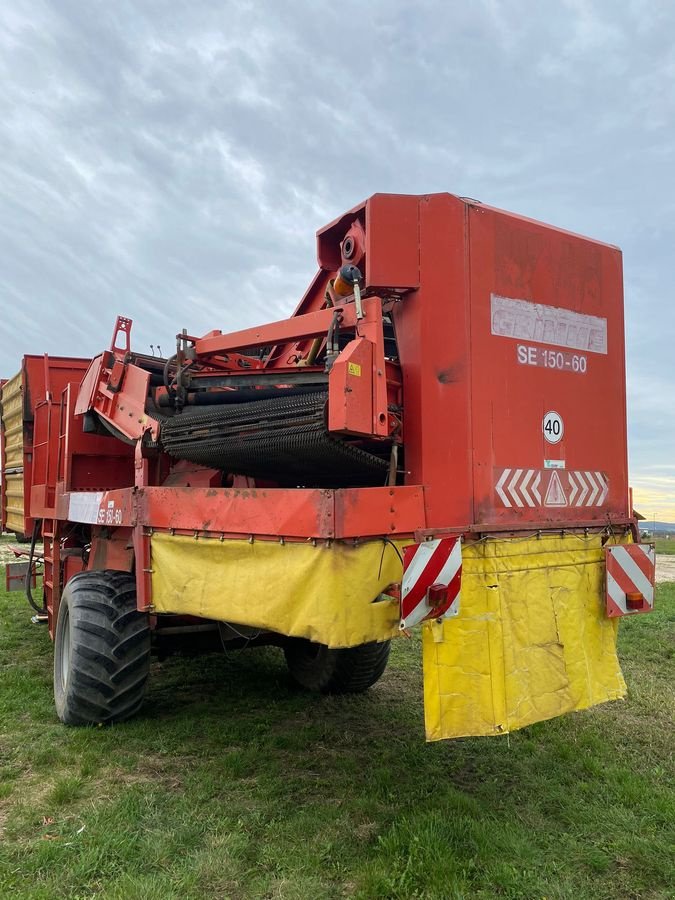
[1,193,655,741]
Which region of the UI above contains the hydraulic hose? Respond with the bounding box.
[163,353,178,396]
[25,519,45,614]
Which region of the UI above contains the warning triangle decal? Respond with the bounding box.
[544,470,567,507]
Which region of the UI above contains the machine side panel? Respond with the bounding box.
[392,194,473,529]
[365,194,420,290]
[467,203,628,526]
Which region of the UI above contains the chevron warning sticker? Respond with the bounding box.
[400,537,462,629]
[605,544,655,617]
[495,468,609,509]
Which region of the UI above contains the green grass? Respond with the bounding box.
[0,573,673,899]
[655,538,675,555]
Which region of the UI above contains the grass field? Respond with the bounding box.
[0,569,673,899]
[655,538,675,555]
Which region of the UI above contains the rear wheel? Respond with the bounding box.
[284,639,391,694]
[54,570,151,725]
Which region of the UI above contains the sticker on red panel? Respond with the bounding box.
[400,536,462,629]
[605,544,655,617]
[542,411,564,444]
[495,468,608,509]
[490,295,608,354]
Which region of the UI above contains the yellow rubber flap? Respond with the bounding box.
[422,533,628,740]
[151,533,404,648]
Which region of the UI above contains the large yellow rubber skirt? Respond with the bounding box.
[422,532,627,740]
[151,533,404,648]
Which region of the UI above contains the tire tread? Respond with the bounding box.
[284,639,390,694]
[54,571,150,725]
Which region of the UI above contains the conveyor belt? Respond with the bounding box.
[160,390,389,487]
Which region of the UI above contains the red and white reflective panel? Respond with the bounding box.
[400,536,462,629]
[605,544,655,617]
[495,468,609,509]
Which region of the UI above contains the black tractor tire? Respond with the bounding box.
[284,639,391,694]
[54,570,151,725]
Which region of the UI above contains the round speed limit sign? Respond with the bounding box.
[543,411,564,444]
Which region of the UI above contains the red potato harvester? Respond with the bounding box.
[1,193,655,740]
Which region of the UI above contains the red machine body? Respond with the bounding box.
[1,194,635,638]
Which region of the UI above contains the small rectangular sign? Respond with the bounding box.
[605,544,655,617]
[68,491,105,524]
[491,294,607,354]
[5,562,36,592]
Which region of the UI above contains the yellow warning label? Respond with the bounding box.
[347,362,362,377]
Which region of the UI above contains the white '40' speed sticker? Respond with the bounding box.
[543,411,564,444]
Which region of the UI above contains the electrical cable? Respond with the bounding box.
[378,537,404,580]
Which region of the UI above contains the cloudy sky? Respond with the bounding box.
[1,0,673,519]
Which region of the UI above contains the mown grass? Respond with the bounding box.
[0,570,673,899]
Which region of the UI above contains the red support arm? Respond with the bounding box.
[193,300,370,358]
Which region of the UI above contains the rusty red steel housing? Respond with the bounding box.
[3,193,635,640]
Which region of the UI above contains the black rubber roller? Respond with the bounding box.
[159,390,389,488]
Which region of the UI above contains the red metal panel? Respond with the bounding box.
[134,525,153,612]
[89,527,134,571]
[75,485,426,540]
[325,289,391,439]
[317,200,365,273]
[85,360,156,443]
[365,194,420,291]
[140,486,336,538]
[73,355,103,416]
[354,298,390,438]
[467,202,628,526]
[334,486,426,537]
[12,356,90,533]
[392,194,473,529]
[328,338,373,435]
[23,356,90,408]
[60,382,134,491]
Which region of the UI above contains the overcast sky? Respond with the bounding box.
[1,0,673,518]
